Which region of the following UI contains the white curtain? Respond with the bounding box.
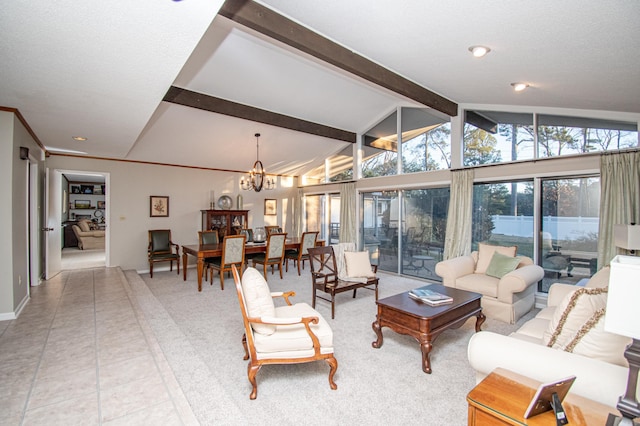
[598,151,640,268]
[339,182,357,243]
[443,169,474,260]
[292,188,303,238]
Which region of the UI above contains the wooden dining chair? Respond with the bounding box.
[208,234,246,290]
[252,233,287,281]
[198,230,220,281]
[285,231,319,275]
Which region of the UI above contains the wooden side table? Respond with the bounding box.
[467,368,615,425]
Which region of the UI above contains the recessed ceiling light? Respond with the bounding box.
[468,45,491,58]
[510,82,529,92]
[72,136,88,141]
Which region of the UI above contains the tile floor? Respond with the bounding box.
[0,267,197,425]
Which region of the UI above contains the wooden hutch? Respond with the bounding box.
[201,209,248,238]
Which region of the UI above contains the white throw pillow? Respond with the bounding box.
[344,251,376,278]
[475,243,517,274]
[543,287,608,350]
[569,314,631,367]
[241,267,276,335]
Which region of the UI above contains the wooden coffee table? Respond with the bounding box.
[371,284,485,374]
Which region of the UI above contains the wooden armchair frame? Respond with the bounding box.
[231,265,338,400]
[307,246,379,319]
[148,229,180,278]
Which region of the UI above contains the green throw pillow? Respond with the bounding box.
[485,251,521,278]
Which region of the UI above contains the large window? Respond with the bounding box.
[464,111,535,166]
[540,176,599,291]
[362,110,398,177]
[304,194,326,241]
[401,188,449,279]
[471,181,535,258]
[401,108,451,172]
[361,188,449,280]
[538,115,638,157]
[362,191,398,272]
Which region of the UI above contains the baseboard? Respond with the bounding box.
[0,293,30,320]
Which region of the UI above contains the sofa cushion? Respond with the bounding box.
[569,314,631,367]
[344,251,375,278]
[544,287,608,350]
[485,252,521,279]
[585,266,610,288]
[78,220,91,232]
[456,273,499,298]
[252,302,333,357]
[475,243,517,274]
[241,267,276,335]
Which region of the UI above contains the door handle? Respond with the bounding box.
[42,227,54,231]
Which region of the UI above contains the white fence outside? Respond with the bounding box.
[491,215,599,241]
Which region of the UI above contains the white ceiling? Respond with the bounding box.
[2,0,639,177]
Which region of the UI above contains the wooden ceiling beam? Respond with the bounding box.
[219,0,458,117]
[163,86,357,143]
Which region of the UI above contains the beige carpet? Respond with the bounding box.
[126,267,535,426]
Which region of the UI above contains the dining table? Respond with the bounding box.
[182,237,324,291]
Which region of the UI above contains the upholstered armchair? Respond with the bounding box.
[232,265,337,400]
[72,219,105,250]
[147,229,180,278]
[435,243,544,324]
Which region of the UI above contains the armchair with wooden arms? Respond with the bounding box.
[307,244,379,319]
[232,265,338,400]
[148,229,180,278]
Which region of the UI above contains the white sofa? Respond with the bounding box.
[467,267,637,408]
[435,244,544,324]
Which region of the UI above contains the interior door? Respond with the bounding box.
[45,168,62,279]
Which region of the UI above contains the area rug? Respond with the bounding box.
[127,267,535,426]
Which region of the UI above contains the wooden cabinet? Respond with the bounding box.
[201,210,248,238]
[467,368,615,425]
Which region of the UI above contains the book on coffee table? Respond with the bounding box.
[409,287,453,306]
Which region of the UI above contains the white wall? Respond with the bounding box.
[45,155,298,272]
[0,110,45,319]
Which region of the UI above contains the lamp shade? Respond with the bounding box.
[604,255,640,339]
[614,224,640,250]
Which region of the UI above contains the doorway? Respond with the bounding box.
[48,169,109,273]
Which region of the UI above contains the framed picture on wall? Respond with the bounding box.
[150,196,169,217]
[264,199,277,216]
[74,200,91,209]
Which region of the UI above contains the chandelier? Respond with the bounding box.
[240,133,276,192]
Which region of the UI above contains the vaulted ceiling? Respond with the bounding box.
[2,0,639,177]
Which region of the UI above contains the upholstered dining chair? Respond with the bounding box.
[231,264,337,400]
[198,230,220,281]
[252,232,287,281]
[239,228,254,243]
[148,229,180,278]
[285,231,319,275]
[209,234,246,290]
